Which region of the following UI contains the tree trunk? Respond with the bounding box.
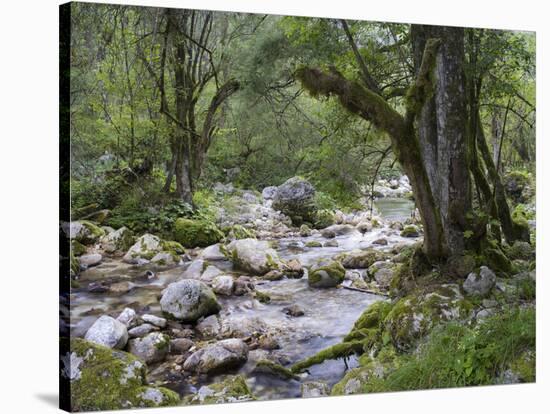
[174,132,193,205]
[432,26,470,254]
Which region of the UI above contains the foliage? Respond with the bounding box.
[369,307,535,391]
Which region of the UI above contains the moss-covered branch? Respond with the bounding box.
[290,340,366,373]
[294,67,407,140]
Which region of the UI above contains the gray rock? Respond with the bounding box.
[181,260,205,280]
[212,275,234,296]
[100,226,134,253]
[322,224,355,236]
[160,279,221,323]
[374,267,394,289]
[84,315,128,349]
[323,240,339,247]
[463,266,496,297]
[123,234,163,264]
[196,315,221,338]
[151,252,179,266]
[225,238,282,275]
[262,186,278,201]
[78,253,102,268]
[128,332,170,364]
[170,338,194,354]
[234,276,255,296]
[200,265,223,283]
[141,314,167,328]
[116,308,137,328]
[200,244,226,261]
[183,338,248,374]
[128,323,159,338]
[272,177,316,223]
[282,304,305,317]
[301,381,330,398]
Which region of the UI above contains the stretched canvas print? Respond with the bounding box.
[59,1,536,411]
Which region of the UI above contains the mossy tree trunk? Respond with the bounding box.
[296,24,471,259]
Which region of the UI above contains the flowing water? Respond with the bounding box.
[69,198,417,400]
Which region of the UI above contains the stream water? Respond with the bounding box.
[70,197,416,400]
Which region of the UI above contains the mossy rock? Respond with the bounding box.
[445,254,476,278]
[184,375,254,405]
[253,359,299,380]
[63,338,180,411]
[313,209,335,229]
[71,240,87,257]
[345,301,393,342]
[305,241,322,248]
[384,288,473,351]
[174,218,224,248]
[336,249,387,269]
[308,259,346,288]
[161,240,186,255]
[299,224,312,236]
[74,220,106,245]
[331,348,400,395]
[70,251,80,277]
[400,225,420,238]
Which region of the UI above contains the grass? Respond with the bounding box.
[365,307,535,392]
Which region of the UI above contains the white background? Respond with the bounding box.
[0,0,547,412]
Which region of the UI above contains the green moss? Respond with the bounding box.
[370,307,535,391]
[305,241,322,247]
[346,301,393,337]
[308,260,346,288]
[173,218,224,248]
[67,338,180,411]
[400,225,420,238]
[80,220,106,239]
[71,240,87,256]
[255,290,271,304]
[291,341,365,373]
[135,387,180,408]
[184,375,254,405]
[161,240,185,255]
[313,209,335,229]
[253,359,299,380]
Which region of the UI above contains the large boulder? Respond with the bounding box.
[84,315,128,349]
[272,177,316,224]
[463,266,496,297]
[100,226,134,253]
[174,218,224,248]
[308,259,345,288]
[62,338,179,411]
[128,332,170,364]
[123,234,163,264]
[160,279,221,323]
[224,238,283,275]
[384,286,473,351]
[183,338,248,375]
